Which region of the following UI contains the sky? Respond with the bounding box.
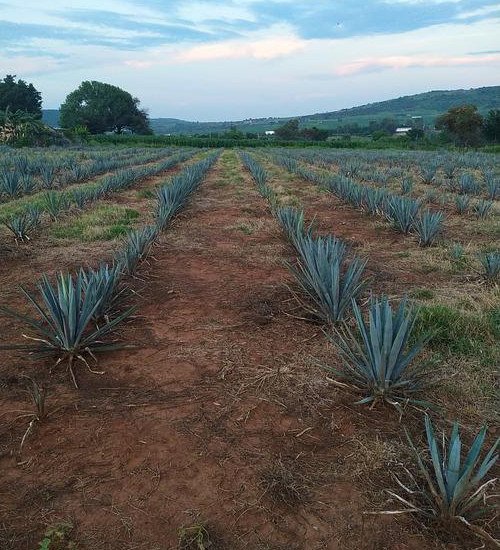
[0,0,499,120]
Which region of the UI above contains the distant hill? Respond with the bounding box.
[43,85,499,135]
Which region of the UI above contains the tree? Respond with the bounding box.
[60,81,151,134]
[275,119,300,140]
[435,104,483,147]
[483,109,500,143]
[0,75,42,117]
[407,128,424,141]
[301,126,329,141]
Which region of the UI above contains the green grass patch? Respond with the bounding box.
[410,288,435,300]
[136,189,155,199]
[51,204,141,242]
[412,302,500,360]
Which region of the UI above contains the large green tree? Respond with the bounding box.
[275,119,300,140]
[435,104,483,147]
[483,109,500,143]
[0,75,42,117]
[60,81,151,134]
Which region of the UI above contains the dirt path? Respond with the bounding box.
[1,152,435,549]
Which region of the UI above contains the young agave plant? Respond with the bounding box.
[0,271,135,388]
[398,415,500,547]
[325,296,433,407]
[274,206,314,251]
[288,240,367,324]
[41,191,67,221]
[474,200,494,220]
[80,263,123,322]
[413,209,444,247]
[401,176,413,195]
[478,251,500,281]
[486,179,500,201]
[386,196,421,234]
[3,210,40,243]
[1,170,21,198]
[455,195,471,215]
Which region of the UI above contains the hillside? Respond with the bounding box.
[43,85,499,135]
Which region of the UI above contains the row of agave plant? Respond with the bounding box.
[239,150,500,548]
[285,148,499,219]
[286,148,499,182]
[270,153,445,246]
[0,151,219,389]
[1,150,197,243]
[0,148,176,203]
[286,148,500,204]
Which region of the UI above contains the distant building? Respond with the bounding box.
[265,130,275,136]
[394,127,412,136]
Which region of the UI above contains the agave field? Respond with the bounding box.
[1,145,500,549]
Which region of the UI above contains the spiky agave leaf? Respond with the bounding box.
[474,200,494,220]
[385,196,421,234]
[274,206,314,251]
[287,237,367,323]
[478,251,500,281]
[413,209,444,247]
[80,263,123,322]
[0,271,135,387]
[325,296,433,406]
[455,195,471,214]
[116,225,158,276]
[41,191,67,221]
[3,210,40,243]
[401,415,500,535]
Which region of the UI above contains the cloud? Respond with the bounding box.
[54,9,237,43]
[177,36,306,61]
[336,53,500,75]
[246,0,500,39]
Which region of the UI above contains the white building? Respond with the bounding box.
[394,127,412,136]
[265,130,275,136]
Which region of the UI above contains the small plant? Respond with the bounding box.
[36,523,78,550]
[386,196,421,234]
[274,206,313,251]
[178,523,212,550]
[0,271,135,388]
[457,172,480,195]
[25,376,47,420]
[41,191,67,221]
[455,195,471,214]
[474,200,494,220]
[3,210,40,243]
[478,251,500,281]
[288,238,367,324]
[400,176,413,195]
[413,210,444,247]
[324,296,433,407]
[21,173,37,194]
[395,415,500,547]
[449,242,465,262]
[1,169,21,198]
[39,164,56,189]
[486,178,500,201]
[71,189,88,209]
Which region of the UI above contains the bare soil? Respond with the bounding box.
[0,152,484,549]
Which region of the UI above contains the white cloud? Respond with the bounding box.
[336,53,500,75]
[177,36,306,61]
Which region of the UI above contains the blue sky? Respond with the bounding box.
[0,0,499,120]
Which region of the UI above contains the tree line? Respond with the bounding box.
[0,75,152,145]
[0,74,499,147]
